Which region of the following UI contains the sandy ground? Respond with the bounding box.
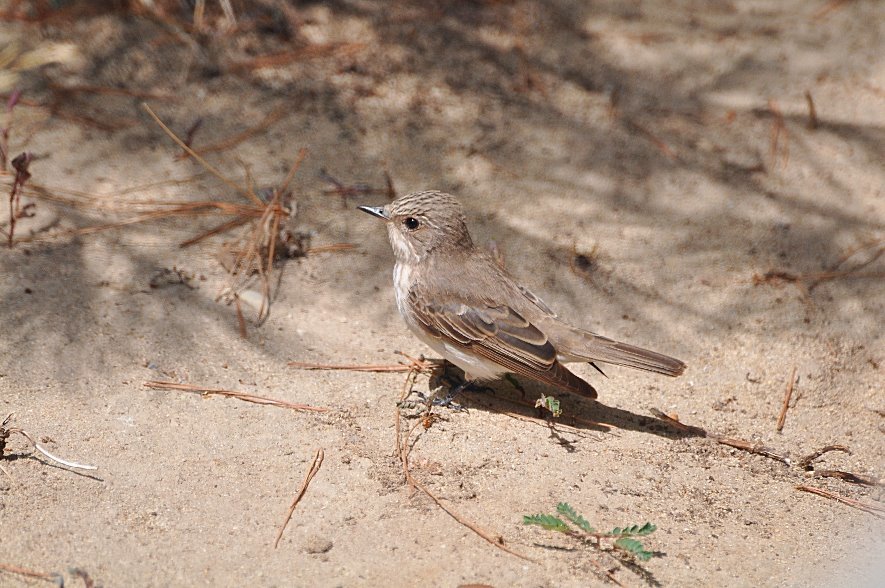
[1,1,883,586]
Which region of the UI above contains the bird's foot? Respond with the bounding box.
[397,386,467,413]
[430,385,468,412]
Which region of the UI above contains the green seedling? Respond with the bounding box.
[535,394,562,418]
[524,502,658,562]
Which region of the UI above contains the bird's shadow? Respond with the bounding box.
[425,364,703,442]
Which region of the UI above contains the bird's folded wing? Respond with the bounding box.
[408,291,597,398]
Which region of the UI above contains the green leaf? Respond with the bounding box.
[523,514,570,532]
[609,523,657,537]
[614,537,654,561]
[556,502,593,532]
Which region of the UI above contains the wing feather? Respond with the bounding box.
[408,289,597,398]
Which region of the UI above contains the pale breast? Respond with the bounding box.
[392,261,413,318]
[391,261,508,382]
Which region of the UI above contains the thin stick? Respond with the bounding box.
[32,441,97,470]
[827,238,885,271]
[649,408,708,436]
[405,470,534,561]
[265,191,283,290]
[400,419,425,491]
[49,83,174,100]
[796,484,884,518]
[234,43,366,70]
[290,353,436,374]
[14,197,264,243]
[305,243,358,255]
[143,381,330,412]
[587,558,625,587]
[753,269,885,285]
[776,366,798,432]
[274,448,324,548]
[651,409,793,464]
[797,444,851,469]
[397,395,533,561]
[768,99,789,169]
[804,90,818,130]
[141,103,263,206]
[278,148,309,198]
[182,106,287,158]
[624,119,677,161]
[289,361,418,373]
[812,0,853,21]
[9,428,96,470]
[0,563,60,584]
[814,470,881,486]
[715,437,792,466]
[396,365,423,491]
[234,296,248,340]
[179,216,252,248]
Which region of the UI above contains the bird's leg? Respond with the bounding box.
[428,360,465,390]
[418,361,472,411]
[428,379,466,410]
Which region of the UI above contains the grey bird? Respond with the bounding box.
[359,190,685,399]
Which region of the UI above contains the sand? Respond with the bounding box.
[1,2,882,586]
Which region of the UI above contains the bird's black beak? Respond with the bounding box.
[358,205,389,220]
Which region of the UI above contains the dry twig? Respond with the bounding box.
[623,119,678,161]
[804,90,818,130]
[776,366,798,432]
[650,411,881,491]
[715,437,792,466]
[753,268,885,289]
[143,381,330,413]
[391,375,534,561]
[143,103,261,205]
[349,356,536,561]
[768,99,789,170]
[274,448,325,548]
[812,0,853,21]
[4,151,33,247]
[796,484,884,518]
[1,89,22,172]
[1,413,96,471]
[797,444,851,469]
[49,82,175,100]
[650,409,793,464]
[813,470,881,486]
[290,352,438,374]
[405,470,534,561]
[0,563,60,585]
[233,43,366,70]
[178,105,287,159]
[290,361,420,373]
[647,408,708,436]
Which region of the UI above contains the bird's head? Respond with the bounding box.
[359,190,474,263]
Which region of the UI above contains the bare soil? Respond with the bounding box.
[1,2,883,586]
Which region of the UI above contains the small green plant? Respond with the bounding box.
[524,502,658,561]
[534,393,562,417]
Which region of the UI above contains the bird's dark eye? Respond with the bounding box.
[403,217,420,230]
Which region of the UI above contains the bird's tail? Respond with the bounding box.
[556,325,686,377]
